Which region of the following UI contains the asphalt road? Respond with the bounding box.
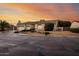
[0,31,79,56]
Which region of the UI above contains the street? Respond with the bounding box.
[0,31,79,56]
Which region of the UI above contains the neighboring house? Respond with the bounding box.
[16,21,26,31]
[16,20,71,32]
[70,21,79,28]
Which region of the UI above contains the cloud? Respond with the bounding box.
[0,3,79,24]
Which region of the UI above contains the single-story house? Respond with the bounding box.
[16,20,71,32]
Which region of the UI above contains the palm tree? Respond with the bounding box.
[0,20,10,31]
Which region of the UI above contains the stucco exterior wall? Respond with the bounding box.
[70,22,79,28]
[35,24,45,32]
[17,26,25,31]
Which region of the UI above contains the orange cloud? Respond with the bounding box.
[0,3,79,25]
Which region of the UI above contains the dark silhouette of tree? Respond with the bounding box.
[57,21,71,31]
[57,21,71,27]
[45,23,54,31]
[0,20,10,31]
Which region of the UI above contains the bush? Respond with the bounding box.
[14,31,19,33]
[70,28,79,33]
[21,30,27,32]
[44,32,50,35]
[30,29,35,32]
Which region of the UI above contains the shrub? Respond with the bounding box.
[21,30,27,32]
[14,31,19,33]
[30,29,35,32]
[44,32,50,35]
[70,28,79,33]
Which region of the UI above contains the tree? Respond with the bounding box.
[0,20,10,31]
[45,23,54,31]
[57,21,71,31]
[57,21,71,27]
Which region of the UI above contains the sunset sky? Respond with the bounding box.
[0,3,79,25]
